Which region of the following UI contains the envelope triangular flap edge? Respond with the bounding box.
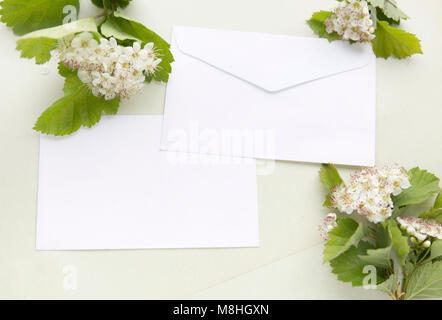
[173,26,373,93]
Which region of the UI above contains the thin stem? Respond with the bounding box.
[417,247,431,264]
[417,258,432,267]
[103,0,108,16]
[402,273,409,296]
[94,12,106,19]
[401,250,432,298]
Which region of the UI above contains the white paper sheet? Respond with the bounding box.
[161,26,376,166]
[36,115,258,250]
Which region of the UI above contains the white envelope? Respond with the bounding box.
[161,26,376,166]
[36,115,258,250]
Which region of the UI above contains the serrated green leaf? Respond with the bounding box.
[359,245,392,269]
[420,208,442,222]
[16,17,98,64]
[20,17,97,40]
[431,240,442,261]
[359,224,392,268]
[101,12,173,83]
[372,21,422,59]
[319,164,343,191]
[34,65,120,136]
[319,163,343,208]
[388,219,410,266]
[91,0,106,8]
[20,18,97,39]
[330,241,384,287]
[323,218,365,263]
[392,167,440,207]
[420,191,442,222]
[405,261,442,299]
[376,222,391,247]
[91,0,132,9]
[0,0,79,36]
[377,273,400,299]
[306,11,341,42]
[368,0,408,21]
[405,260,415,275]
[434,191,442,209]
[375,7,400,25]
[391,206,406,219]
[16,37,58,64]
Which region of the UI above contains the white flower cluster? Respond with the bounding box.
[397,217,442,247]
[324,0,375,42]
[319,213,338,241]
[58,32,161,100]
[330,165,411,224]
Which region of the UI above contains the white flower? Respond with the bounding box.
[325,0,375,43]
[319,213,338,241]
[71,32,98,49]
[397,217,442,243]
[77,69,91,83]
[57,33,160,100]
[147,58,162,74]
[330,165,411,224]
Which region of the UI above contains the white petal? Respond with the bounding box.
[133,42,141,52]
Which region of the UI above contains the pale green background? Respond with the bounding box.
[0,0,441,299]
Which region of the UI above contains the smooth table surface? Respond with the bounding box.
[0,0,441,299]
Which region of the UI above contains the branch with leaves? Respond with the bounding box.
[307,0,422,59]
[318,164,442,300]
[0,0,173,135]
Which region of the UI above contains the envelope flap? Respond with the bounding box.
[173,26,373,92]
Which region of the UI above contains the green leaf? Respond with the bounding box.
[330,241,382,287]
[404,261,442,299]
[405,260,415,276]
[377,273,400,299]
[18,17,97,39]
[33,65,120,136]
[391,206,406,219]
[359,224,392,269]
[420,191,442,222]
[306,11,341,42]
[16,17,98,64]
[319,163,343,207]
[91,0,132,9]
[323,218,365,263]
[392,168,440,207]
[372,21,423,59]
[388,219,410,266]
[91,0,105,8]
[101,12,174,83]
[431,240,442,261]
[319,164,343,191]
[375,7,400,25]
[420,208,442,222]
[359,245,392,269]
[367,0,408,21]
[16,37,57,64]
[0,0,79,36]
[376,221,391,248]
[434,191,442,209]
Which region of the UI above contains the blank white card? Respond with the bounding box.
[36,115,258,250]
